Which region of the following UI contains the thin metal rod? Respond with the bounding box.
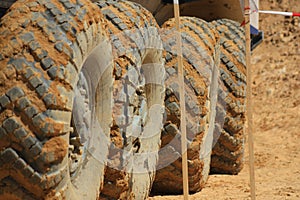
[259,10,293,16]
[173,1,189,200]
[259,10,300,17]
[245,0,256,199]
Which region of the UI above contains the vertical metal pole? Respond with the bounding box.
[173,1,189,199]
[245,0,256,200]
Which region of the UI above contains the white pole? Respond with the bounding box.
[245,0,256,200]
[172,1,189,200]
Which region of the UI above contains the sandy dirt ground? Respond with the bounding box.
[149,0,300,199]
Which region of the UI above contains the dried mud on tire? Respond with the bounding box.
[96,0,164,199]
[152,17,220,194]
[210,19,246,175]
[0,0,113,199]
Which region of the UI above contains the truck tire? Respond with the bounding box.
[152,17,220,194]
[96,1,164,199]
[210,19,246,174]
[0,0,114,199]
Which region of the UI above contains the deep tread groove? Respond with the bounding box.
[152,17,219,195]
[210,19,246,175]
[97,1,163,199]
[0,0,109,199]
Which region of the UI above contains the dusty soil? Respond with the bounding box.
[149,0,300,199]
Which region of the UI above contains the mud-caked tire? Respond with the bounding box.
[210,19,246,175]
[0,0,114,199]
[152,17,220,194]
[95,1,165,199]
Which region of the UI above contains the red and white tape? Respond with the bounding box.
[259,10,300,17]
